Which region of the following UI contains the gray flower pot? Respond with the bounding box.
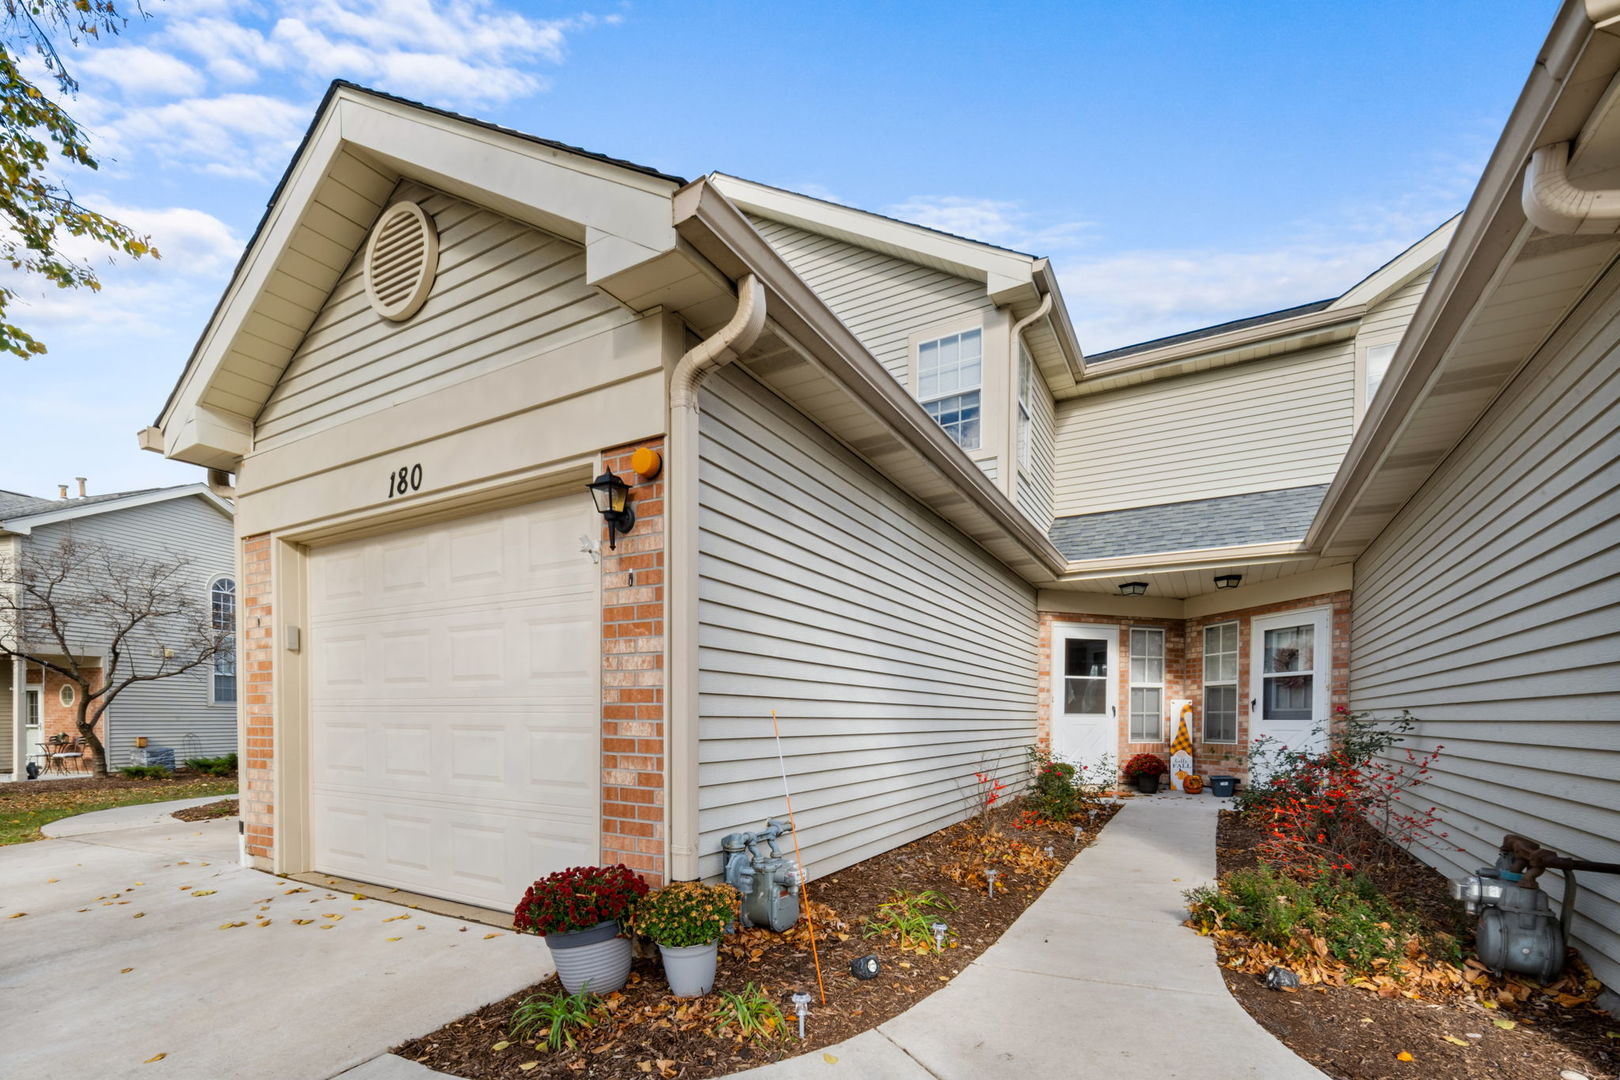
[546,920,632,995]
[658,941,719,997]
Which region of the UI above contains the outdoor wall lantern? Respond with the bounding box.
[1118,581,1149,596]
[586,469,635,550]
[1214,573,1243,590]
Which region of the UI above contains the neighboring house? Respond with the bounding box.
[0,485,237,777]
[143,0,1616,989]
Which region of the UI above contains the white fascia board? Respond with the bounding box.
[1056,541,1311,580]
[0,484,232,535]
[709,173,1038,295]
[1330,216,1459,311]
[156,86,680,468]
[1034,260,1086,380]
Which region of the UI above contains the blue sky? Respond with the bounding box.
[2,0,1558,496]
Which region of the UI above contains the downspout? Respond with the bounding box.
[206,468,237,501]
[1004,291,1053,486]
[666,274,766,881]
[1522,141,1620,234]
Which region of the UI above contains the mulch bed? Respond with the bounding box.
[1215,811,1619,1080]
[397,799,1120,1079]
[0,773,226,799]
[172,798,239,821]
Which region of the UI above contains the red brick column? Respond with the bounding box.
[598,440,667,886]
[240,534,274,861]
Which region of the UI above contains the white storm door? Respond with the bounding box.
[307,495,600,911]
[1249,608,1331,768]
[1051,624,1118,767]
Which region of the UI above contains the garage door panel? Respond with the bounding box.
[309,494,600,911]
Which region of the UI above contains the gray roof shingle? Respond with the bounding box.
[1087,299,1335,364]
[1047,485,1329,561]
[0,487,168,524]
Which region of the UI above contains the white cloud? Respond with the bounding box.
[75,45,206,99]
[105,93,311,181]
[884,194,1095,256]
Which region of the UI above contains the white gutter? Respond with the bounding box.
[1010,290,1053,344]
[1522,141,1620,234]
[207,469,237,501]
[666,274,766,882]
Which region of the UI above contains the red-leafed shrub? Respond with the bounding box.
[512,864,649,937]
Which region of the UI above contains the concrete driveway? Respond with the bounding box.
[0,805,554,1080]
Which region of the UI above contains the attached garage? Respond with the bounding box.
[305,495,600,910]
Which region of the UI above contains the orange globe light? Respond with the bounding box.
[630,446,662,479]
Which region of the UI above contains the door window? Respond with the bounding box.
[1063,637,1107,714]
[1261,623,1315,720]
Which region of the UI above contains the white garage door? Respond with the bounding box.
[308,495,599,910]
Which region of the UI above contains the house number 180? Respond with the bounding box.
[387,464,423,498]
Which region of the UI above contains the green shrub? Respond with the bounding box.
[863,888,955,952]
[1186,864,1424,976]
[119,765,172,779]
[1024,746,1114,822]
[510,987,600,1051]
[184,754,238,777]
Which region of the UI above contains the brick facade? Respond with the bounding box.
[240,534,274,861]
[1037,589,1351,786]
[597,440,668,886]
[25,665,101,770]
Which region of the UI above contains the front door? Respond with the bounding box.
[1249,608,1332,775]
[1051,624,1118,768]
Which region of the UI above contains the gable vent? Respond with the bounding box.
[363,201,440,321]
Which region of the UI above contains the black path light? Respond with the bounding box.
[586,468,636,549]
[1118,581,1149,596]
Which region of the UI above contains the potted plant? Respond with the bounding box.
[512,864,649,994]
[630,880,741,997]
[1123,753,1168,795]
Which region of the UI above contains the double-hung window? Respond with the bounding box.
[1016,342,1033,475]
[1128,627,1164,742]
[918,328,982,450]
[1202,622,1239,743]
[210,577,237,705]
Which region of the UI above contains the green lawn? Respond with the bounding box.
[0,775,238,846]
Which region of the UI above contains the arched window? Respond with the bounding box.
[210,578,236,705]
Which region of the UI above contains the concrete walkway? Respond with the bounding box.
[355,795,1326,1080]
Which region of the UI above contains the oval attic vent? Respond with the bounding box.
[363,201,439,321]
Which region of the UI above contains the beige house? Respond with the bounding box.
[147,0,1617,990]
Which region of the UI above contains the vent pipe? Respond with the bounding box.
[1522,142,1620,234]
[75,477,86,498]
[57,484,68,500]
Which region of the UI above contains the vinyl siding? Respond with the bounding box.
[1016,350,1057,532]
[255,182,638,449]
[1357,270,1433,346]
[1350,293,1620,989]
[1052,342,1355,516]
[746,216,996,384]
[697,365,1039,881]
[24,496,237,769]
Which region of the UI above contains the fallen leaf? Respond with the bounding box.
[218,922,247,929]
[518,1063,539,1072]
[823,1053,840,1064]
[384,915,409,922]
[492,1041,510,1052]
[483,933,501,940]
[1493,1019,1516,1031]
[143,1053,166,1064]
[292,919,313,925]
[7,912,25,919]
[120,968,134,974]
[284,888,307,895]
[46,878,57,883]
[353,894,366,900]
[1442,1036,1469,1046]
[385,936,402,942]
[1396,1051,1414,1062]
[190,890,216,897]
[132,912,144,918]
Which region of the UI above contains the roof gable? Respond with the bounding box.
[153,82,685,471]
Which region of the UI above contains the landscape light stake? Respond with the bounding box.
[1072,825,1083,843]
[1043,844,1055,859]
[931,921,948,951]
[985,868,999,898]
[770,709,827,1005]
[791,992,811,1040]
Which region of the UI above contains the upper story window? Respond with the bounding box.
[1128,627,1165,742]
[1364,343,1396,410]
[918,328,982,450]
[1016,342,1033,475]
[210,577,237,705]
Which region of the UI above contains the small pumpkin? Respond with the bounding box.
[1183,775,1205,795]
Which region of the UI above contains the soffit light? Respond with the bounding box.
[1214,573,1243,590]
[586,469,636,550]
[1118,581,1149,596]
